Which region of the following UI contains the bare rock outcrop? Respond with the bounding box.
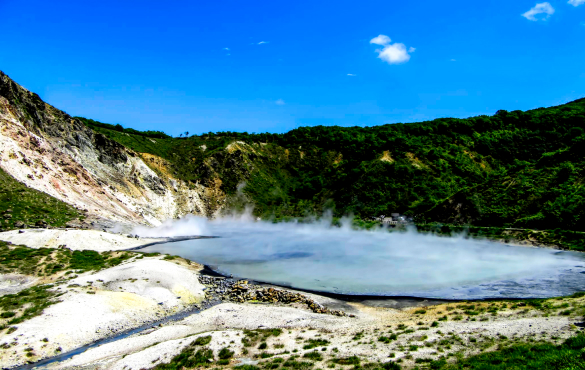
[0,71,225,226]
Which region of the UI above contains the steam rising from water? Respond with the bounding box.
[135,214,585,299]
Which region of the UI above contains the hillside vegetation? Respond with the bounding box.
[83,98,585,233]
[0,167,81,231]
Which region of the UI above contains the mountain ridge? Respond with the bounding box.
[1,70,585,233]
[82,91,585,232]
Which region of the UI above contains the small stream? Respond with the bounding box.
[12,300,221,370]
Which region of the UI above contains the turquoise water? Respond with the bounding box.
[137,218,585,299]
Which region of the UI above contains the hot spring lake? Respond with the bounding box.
[137,219,585,300]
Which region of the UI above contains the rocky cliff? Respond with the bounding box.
[0,71,225,227]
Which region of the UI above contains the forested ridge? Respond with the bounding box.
[80,97,585,232]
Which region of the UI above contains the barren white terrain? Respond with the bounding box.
[0,229,583,370]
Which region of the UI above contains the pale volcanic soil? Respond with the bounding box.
[0,229,583,370]
[0,229,166,252]
[45,299,583,370]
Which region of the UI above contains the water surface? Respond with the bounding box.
[137,218,585,299]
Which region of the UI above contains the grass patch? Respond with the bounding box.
[431,334,585,369]
[331,356,361,366]
[0,167,81,231]
[378,334,397,343]
[282,360,314,369]
[303,338,330,350]
[303,351,323,361]
[0,241,134,277]
[243,328,283,348]
[0,285,60,327]
[193,335,212,346]
[153,347,214,370]
[218,347,234,360]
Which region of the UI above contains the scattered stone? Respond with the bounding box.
[198,276,346,317]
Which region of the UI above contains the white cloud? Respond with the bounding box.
[522,2,555,21]
[347,74,356,76]
[568,0,585,6]
[370,35,392,45]
[376,43,411,64]
[223,47,230,50]
[275,99,285,105]
[370,34,414,65]
[258,41,269,45]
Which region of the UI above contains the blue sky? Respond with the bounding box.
[1,0,584,136]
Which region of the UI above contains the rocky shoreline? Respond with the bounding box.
[198,275,350,317]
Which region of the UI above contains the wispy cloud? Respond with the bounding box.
[450,59,457,62]
[275,99,285,105]
[258,41,269,45]
[522,2,555,21]
[347,74,356,76]
[408,47,416,53]
[568,0,585,6]
[223,47,230,50]
[370,34,413,65]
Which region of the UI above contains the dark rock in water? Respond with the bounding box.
[18,230,25,234]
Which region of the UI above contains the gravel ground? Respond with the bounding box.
[47,300,582,370]
[0,229,582,370]
[0,273,37,296]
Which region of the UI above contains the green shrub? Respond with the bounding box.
[303,339,330,349]
[218,347,234,359]
[303,351,323,361]
[193,335,212,346]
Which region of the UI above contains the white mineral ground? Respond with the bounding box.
[0,229,166,252]
[0,229,582,370]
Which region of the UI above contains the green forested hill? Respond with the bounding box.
[77,97,585,231]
